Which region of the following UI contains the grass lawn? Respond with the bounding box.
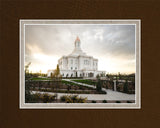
[72,79,96,85]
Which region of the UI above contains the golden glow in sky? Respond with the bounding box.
[27,54,59,73]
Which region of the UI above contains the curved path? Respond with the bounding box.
[63,79,107,93]
[63,79,135,100]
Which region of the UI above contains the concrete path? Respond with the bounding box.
[31,90,135,100]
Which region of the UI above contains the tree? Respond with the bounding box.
[51,64,61,102]
[39,70,42,76]
[53,64,60,78]
[106,74,109,78]
[96,79,102,92]
[25,62,31,80]
[123,81,128,93]
[50,72,53,78]
[96,74,100,79]
[118,72,121,80]
[25,62,31,74]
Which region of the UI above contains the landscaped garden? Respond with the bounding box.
[25,92,88,103]
[25,92,57,103]
[25,64,135,103]
[25,91,135,103]
[25,79,106,95]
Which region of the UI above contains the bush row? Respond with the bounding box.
[25,93,56,103]
[60,95,87,103]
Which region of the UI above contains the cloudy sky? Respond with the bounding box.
[25,24,135,74]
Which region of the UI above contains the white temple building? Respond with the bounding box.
[47,37,105,78]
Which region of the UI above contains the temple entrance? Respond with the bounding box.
[88,72,94,77]
[75,72,78,77]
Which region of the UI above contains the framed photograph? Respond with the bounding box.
[20,20,141,109]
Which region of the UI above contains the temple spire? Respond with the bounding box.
[75,36,81,49]
[76,36,80,41]
[69,36,86,56]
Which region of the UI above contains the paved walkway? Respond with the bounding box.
[31,79,135,101]
[32,90,135,100]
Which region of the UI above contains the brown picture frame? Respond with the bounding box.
[1,0,160,128]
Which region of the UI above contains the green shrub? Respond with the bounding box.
[25,92,41,103]
[77,97,87,103]
[92,100,96,103]
[66,96,73,103]
[49,95,56,101]
[42,94,50,103]
[60,95,87,103]
[96,79,102,92]
[60,95,67,102]
[123,81,128,93]
[71,95,78,102]
[103,100,107,103]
